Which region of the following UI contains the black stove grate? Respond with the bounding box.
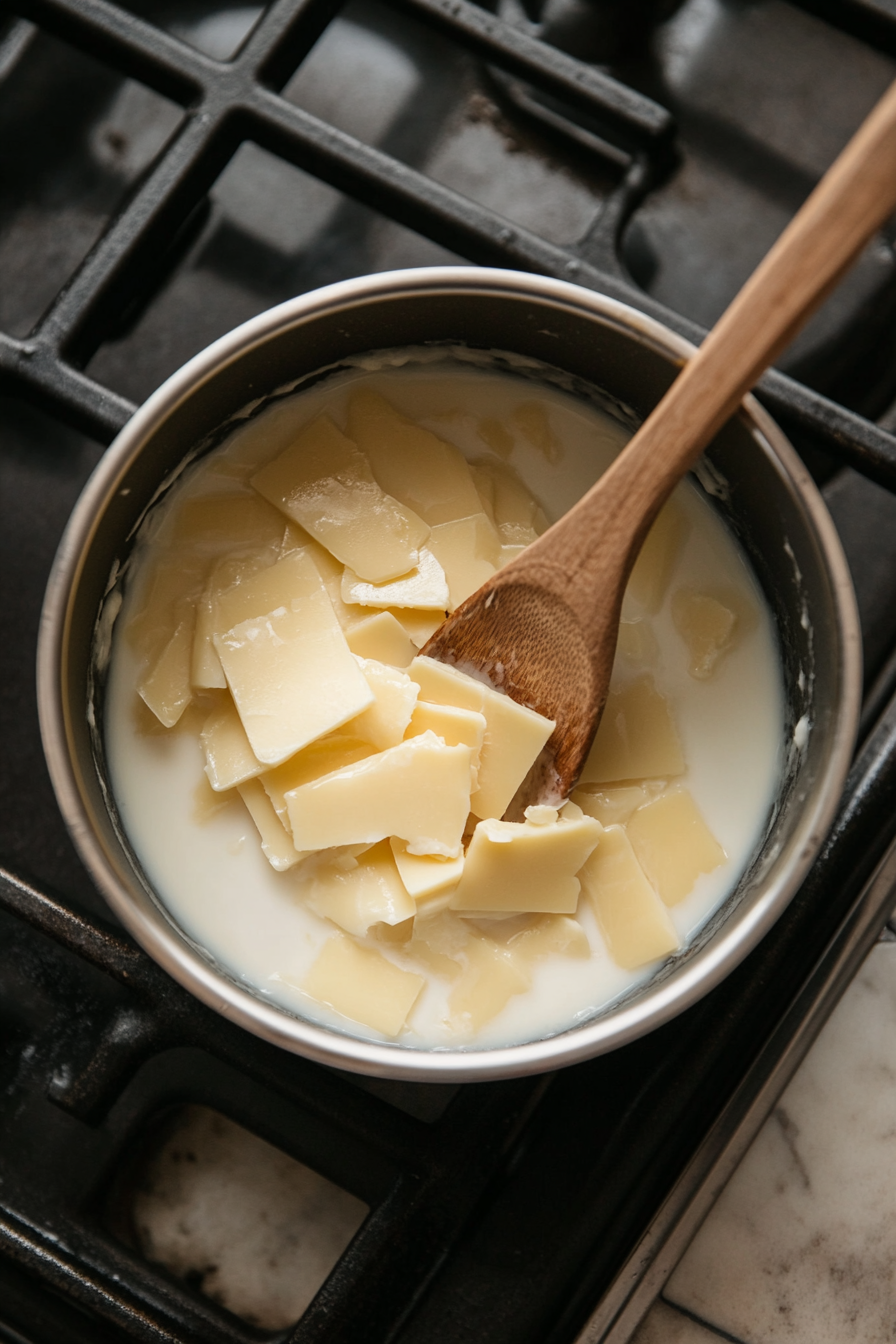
[3,0,896,1340]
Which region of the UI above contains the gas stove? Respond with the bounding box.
[3,1,896,1340]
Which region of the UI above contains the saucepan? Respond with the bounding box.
[36,267,861,1080]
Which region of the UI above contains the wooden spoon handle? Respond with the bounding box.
[517,77,896,612]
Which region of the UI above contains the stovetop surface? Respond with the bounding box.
[4,0,896,1340]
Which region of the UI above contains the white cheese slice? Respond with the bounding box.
[285,731,472,857]
[138,613,195,728]
[404,700,486,779]
[346,611,416,667]
[308,841,416,935]
[346,388,483,525]
[250,414,430,581]
[450,812,601,913]
[626,787,726,905]
[623,498,687,616]
[236,778,309,871]
[427,512,501,611]
[344,657,419,750]
[389,838,465,900]
[580,674,685,785]
[260,735,376,828]
[448,936,531,1032]
[390,607,445,649]
[171,492,286,555]
[201,697,264,791]
[571,784,656,827]
[341,548,449,611]
[302,934,425,1037]
[409,657,555,819]
[578,825,680,969]
[213,550,373,766]
[671,588,739,680]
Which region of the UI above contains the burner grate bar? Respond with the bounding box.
[0,330,135,440]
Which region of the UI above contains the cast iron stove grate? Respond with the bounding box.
[2,0,896,1340]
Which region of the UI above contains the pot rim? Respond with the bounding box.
[37,266,862,1081]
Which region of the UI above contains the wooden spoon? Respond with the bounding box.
[423,79,896,808]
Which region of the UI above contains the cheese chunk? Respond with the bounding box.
[138,614,195,728]
[626,788,726,905]
[473,459,547,545]
[251,414,429,581]
[581,675,685,785]
[302,934,425,1036]
[308,841,416,934]
[236,778,308,871]
[261,735,376,827]
[346,388,483,525]
[571,784,655,827]
[672,589,738,680]
[346,611,416,667]
[624,499,687,615]
[201,698,264,791]
[390,608,445,649]
[450,812,602,913]
[389,838,465,900]
[427,513,501,611]
[578,826,680,969]
[193,554,275,690]
[213,550,373,766]
[172,493,285,555]
[286,732,472,857]
[449,936,531,1031]
[512,400,561,463]
[409,657,555,819]
[342,548,449,611]
[500,913,591,964]
[128,560,205,664]
[616,618,659,666]
[280,524,368,631]
[344,658,419,750]
[404,700,486,768]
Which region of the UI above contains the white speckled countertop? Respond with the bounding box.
[632,928,896,1344]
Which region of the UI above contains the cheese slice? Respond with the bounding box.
[404,700,486,772]
[346,611,416,668]
[409,657,555,819]
[344,658,419,750]
[623,499,687,615]
[448,935,531,1032]
[236,778,308,871]
[250,414,430,581]
[260,735,376,828]
[201,697,264,791]
[626,788,726,905]
[474,458,549,544]
[172,492,285,555]
[578,826,680,969]
[390,607,445,649]
[286,732,472,857]
[450,812,602,913]
[672,589,738,680]
[342,548,449,611]
[389,838,465,900]
[346,388,483,525]
[580,675,685,785]
[427,513,501,611]
[302,934,425,1036]
[138,613,195,728]
[571,784,655,827]
[308,841,416,935]
[213,550,373,766]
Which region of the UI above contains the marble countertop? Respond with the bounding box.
[632,923,896,1344]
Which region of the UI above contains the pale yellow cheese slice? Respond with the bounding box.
[308,841,416,935]
[236,778,308,871]
[571,784,655,827]
[346,388,483,525]
[346,611,416,667]
[389,608,445,649]
[623,499,687,615]
[616,618,659,666]
[449,936,531,1032]
[302,934,425,1037]
[192,553,274,690]
[389,838,465,900]
[472,459,548,545]
[344,657,419,750]
[450,812,602,913]
[260,735,376,827]
[404,701,486,771]
[626,787,726,905]
[138,613,195,728]
[476,417,514,460]
[409,656,555,819]
[213,550,373,766]
[578,826,680,969]
[341,548,449,611]
[671,589,738,680]
[280,523,368,630]
[286,732,472,857]
[250,414,429,582]
[126,558,206,664]
[171,492,286,555]
[201,698,264,791]
[511,400,561,463]
[426,513,501,611]
[504,914,591,964]
[580,675,685,785]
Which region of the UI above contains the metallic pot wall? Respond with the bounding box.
[37,267,862,1080]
